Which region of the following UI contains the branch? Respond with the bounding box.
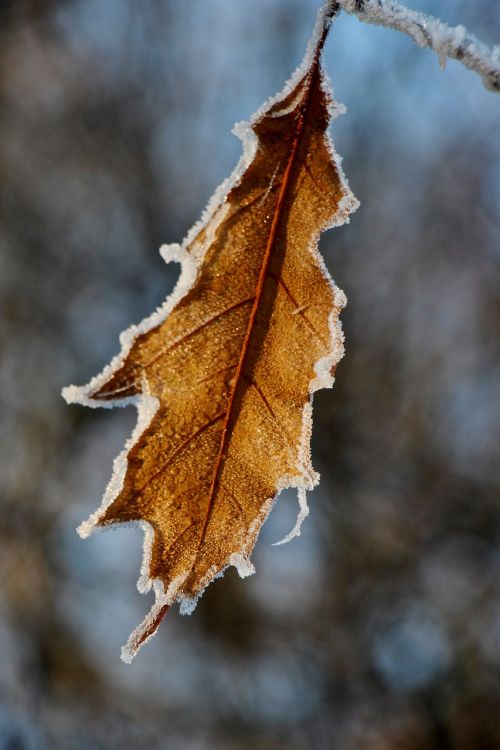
[335,0,500,93]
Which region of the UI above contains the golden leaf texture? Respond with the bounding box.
[63,4,358,662]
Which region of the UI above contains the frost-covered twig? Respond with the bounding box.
[335,0,500,93]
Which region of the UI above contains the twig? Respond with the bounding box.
[336,0,500,93]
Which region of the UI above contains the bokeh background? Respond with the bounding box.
[1,0,499,747]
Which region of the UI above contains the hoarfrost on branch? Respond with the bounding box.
[332,0,500,93]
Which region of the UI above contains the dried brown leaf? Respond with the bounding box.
[63,5,358,662]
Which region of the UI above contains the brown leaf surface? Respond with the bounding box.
[63,5,358,661]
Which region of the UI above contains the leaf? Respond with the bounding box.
[63,4,358,662]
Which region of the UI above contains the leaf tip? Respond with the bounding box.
[272,487,310,546]
[120,600,170,663]
[120,646,134,665]
[159,242,184,265]
[229,553,256,579]
[178,596,199,615]
[61,384,80,405]
[76,516,97,539]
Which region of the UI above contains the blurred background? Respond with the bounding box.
[1,0,499,747]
